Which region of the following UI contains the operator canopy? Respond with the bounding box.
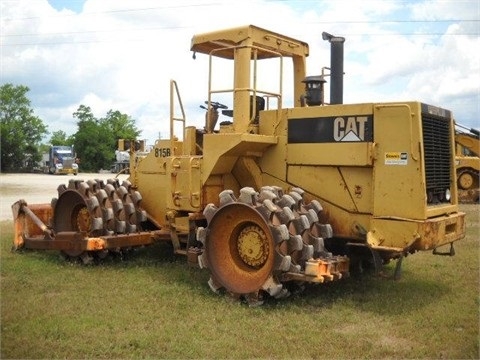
[190,24,309,59]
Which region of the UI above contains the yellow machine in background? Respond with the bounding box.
[13,25,465,305]
[454,123,479,203]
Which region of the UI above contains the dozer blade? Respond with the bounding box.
[12,199,155,254]
[12,200,53,250]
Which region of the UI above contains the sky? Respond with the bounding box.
[1,0,479,145]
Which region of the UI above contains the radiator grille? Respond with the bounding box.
[422,114,452,204]
[63,158,74,167]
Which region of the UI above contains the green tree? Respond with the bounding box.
[103,110,141,141]
[0,84,48,172]
[72,105,140,172]
[72,105,107,172]
[49,130,73,146]
[102,110,141,154]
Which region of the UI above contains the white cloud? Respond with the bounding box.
[1,0,478,144]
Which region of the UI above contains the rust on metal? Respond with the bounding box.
[236,224,269,267]
[23,232,104,251]
[21,231,154,252]
[304,256,350,282]
[205,202,275,294]
[12,200,53,250]
[414,213,466,251]
[101,232,154,248]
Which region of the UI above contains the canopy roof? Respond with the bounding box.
[190,24,309,60]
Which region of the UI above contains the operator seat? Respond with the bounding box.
[221,95,265,124]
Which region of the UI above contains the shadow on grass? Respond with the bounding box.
[261,266,452,316]
[10,240,213,293]
[8,239,451,314]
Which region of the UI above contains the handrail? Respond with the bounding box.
[170,79,186,150]
[207,44,283,127]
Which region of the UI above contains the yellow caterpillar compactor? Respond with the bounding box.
[12,25,466,305]
[454,123,479,203]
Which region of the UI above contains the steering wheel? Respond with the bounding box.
[200,101,228,111]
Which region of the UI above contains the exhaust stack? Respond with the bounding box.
[322,32,345,105]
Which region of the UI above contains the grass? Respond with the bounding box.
[1,205,479,359]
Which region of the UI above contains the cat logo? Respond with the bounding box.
[333,116,369,142]
[287,114,373,143]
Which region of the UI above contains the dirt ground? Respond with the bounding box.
[0,172,129,221]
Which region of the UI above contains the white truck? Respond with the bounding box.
[110,149,130,173]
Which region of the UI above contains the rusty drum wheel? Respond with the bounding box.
[197,186,338,305]
[52,178,146,262]
[205,202,275,295]
[53,180,104,258]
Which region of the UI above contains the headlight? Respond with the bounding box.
[445,189,451,201]
[55,164,63,169]
[72,163,78,169]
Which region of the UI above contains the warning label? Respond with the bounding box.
[385,152,408,165]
